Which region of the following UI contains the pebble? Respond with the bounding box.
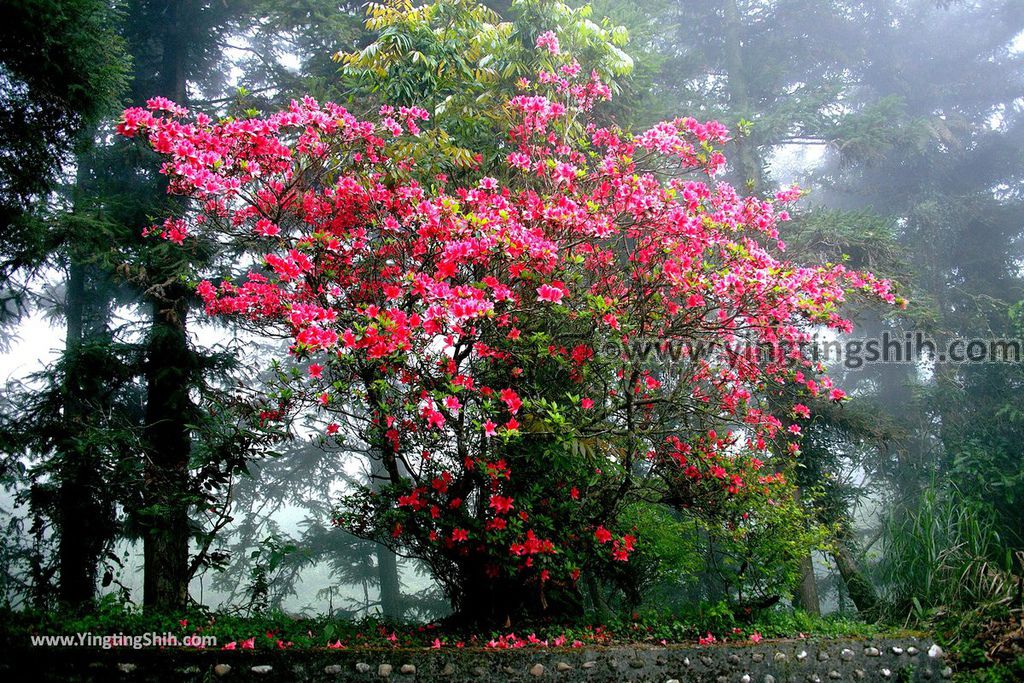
[117,663,136,674]
[840,648,855,661]
[529,663,545,677]
[556,662,572,672]
[324,664,343,674]
[400,664,415,675]
[356,662,371,673]
[929,644,945,659]
[378,663,393,677]
[865,647,881,657]
[213,664,232,677]
[251,665,273,675]
[881,668,892,677]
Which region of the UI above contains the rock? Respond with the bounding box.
[764,676,776,683]
[582,661,596,669]
[752,653,765,663]
[667,679,681,683]
[378,663,393,677]
[891,646,904,655]
[400,664,415,675]
[864,647,881,657]
[907,646,919,656]
[529,663,545,677]
[356,662,371,674]
[324,664,343,674]
[880,668,892,678]
[828,671,842,679]
[213,664,232,677]
[929,644,945,659]
[441,663,456,676]
[806,675,821,683]
[853,669,866,679]
[117,663,136,674]
[774,652,787,663]
[251,665,273,675]
[556,662,572,672]
[818,651,830,661]
[941,666,953,679]
[728,653,741,664]
[797,649,808,661]
[717,676,729,683]
[741,675,752,683]
[840,648,855,661]
[700,655,714,666]
[683,657,690,666]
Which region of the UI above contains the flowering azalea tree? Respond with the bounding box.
[118,33,898,624]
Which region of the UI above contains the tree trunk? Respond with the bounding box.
[832,539,879,616]
[376,545,402,619]
[58,161,117,607]
[585,572,612,623]
[795,550,821,615]
[791,486,821,614]
[367,453,403,619]
[142,289,193,610]
[140,0,194,612]
[444,562,584,628]
[722,0,763,191]
[57,259,100,607]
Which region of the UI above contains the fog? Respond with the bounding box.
[0,0,1021,634]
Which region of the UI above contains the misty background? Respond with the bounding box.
[0,0,1022,627]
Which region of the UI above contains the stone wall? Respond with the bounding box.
[5,636,950,682]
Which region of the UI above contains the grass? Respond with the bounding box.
[0,598,888,651]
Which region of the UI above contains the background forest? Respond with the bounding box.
[0,0,1022,678]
